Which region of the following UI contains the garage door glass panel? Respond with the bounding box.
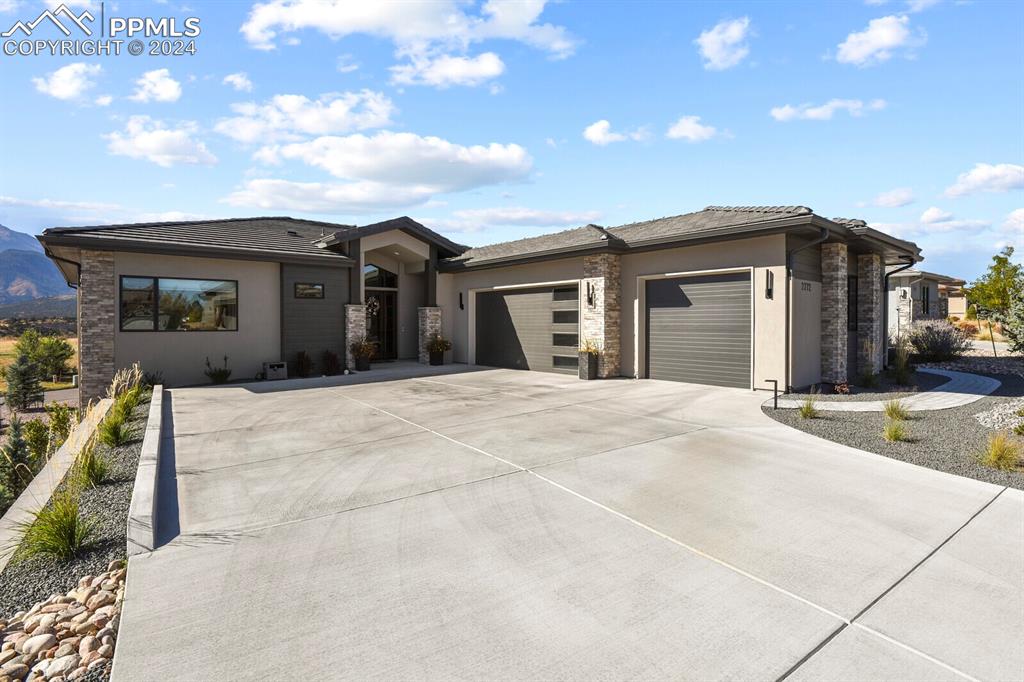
[476,285,579,374]
[645,272,751,388]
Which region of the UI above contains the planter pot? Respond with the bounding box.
[578,352,598,380]
[354,356,371,372]
[429,350,444,366]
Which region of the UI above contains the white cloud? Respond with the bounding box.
[0,0,20,12]
[1004,209,1024,234]
[390,52,504,88]
[944,163,1024,197]
[582,120,648,146]
[214,90,394,144]
[257,131,531,188]
[104,116,217,167]
[223,178,437,214]
[129,69,182,103]
[906,0,940,11]
[666,115,718,142]
[222,72,253,92]
[32,63,101,101]
[836,15,926,66]
[440,206,601,231]
[0,195,121,212]
[239,0,577,58]
[336,54,359,73]
[872,187,915,207]
[920,206,953,223]
[874,214,988,239]
[770,98,886,121]
[694,17,752,70]
[94,94,113,106]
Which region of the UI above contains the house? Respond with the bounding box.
[886,268,966,336]
[37,205,921,403]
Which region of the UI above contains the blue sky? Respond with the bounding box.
[0,0,1021,280]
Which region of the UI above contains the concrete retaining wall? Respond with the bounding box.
[126,386,163,556]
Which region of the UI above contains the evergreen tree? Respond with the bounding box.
[1,416,32,498]
[4,352,44,411]
[1001,289,1024,354]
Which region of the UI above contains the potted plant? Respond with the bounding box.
[427,334,452,366]
[350,336,375,371]
[578,338,600,380]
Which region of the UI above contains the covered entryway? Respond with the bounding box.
[475,284,579,374]
[644,271,752,388]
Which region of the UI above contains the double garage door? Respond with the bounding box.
[475,284,579,374]
[645,272,752,389]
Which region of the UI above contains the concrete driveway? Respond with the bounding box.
[113,365,1022,681]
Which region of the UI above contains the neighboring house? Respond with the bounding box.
[38,205,921,402]
[886,268,966,336]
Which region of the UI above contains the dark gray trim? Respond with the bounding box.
[316,216,466,258]
[425,244,438,306]
[348,238,362,304]
[38,234,355,267]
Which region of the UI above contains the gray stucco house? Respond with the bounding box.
[38,205,921,402]
[886,268,966,336]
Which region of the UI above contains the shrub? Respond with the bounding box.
[906,320,972,361]
[116,384,144,417]
[142,370,164,388]
[97,411,130,448]
[22,419,50,466]
[14,490,96,561]
[1,416,32,497]
[890,337,913,386]
[321,350,342,376]
[45,403,77,449]
[74,440,108,489]
[427,334,453,354]
[1014,423,1024,437]
[883,399,909,421]
[883,418,910,443]
[965,305,977,320]
[799,395,819,420]
[947,315,960,323]
[204,356,232,384]
[579,337,600,356]
[296,351,314,378]
[350,336,375,360]
[955,320,979,336]
[857,371,879,389]
[976,432,1021,471]
[3,352,44,411]
[106,362,143,399]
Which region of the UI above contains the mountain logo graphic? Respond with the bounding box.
[2,4,95,38]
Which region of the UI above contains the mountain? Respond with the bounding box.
[0,294,76,319]
[0,224,43,253]
[0,249,68,303]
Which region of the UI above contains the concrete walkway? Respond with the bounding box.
[775,368,1001,412]
[112,366,1022,681]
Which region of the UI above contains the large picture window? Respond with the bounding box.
[120,276,238,332]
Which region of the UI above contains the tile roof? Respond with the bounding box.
[446,224,620,264]
[43,217,353,262]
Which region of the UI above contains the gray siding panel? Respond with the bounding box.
[476,285,579,374]
[787,234,822,282]
[645,273,751,388]
[281,264,349,373]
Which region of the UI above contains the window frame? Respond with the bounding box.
[119,274,240,333]
[294,282,325,299]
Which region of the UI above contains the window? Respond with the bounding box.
[552,286,577,301]
[294,282,324,299]
[552,310,578,324]
[552,333,578,347]
[364,264,397,288]
[922,285,931,316]
[552,355,578,368]
[847,276,858,332]
[119,276,238,332]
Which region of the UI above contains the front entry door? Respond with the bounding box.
[366,290,397,360]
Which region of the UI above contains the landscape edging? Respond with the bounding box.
[126,385,163,556]
[0,397,114,574]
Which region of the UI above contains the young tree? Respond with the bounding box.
[35,336,75,379]
[22,418,50,467]
[13,329,41,360]
[965,246,1023,316]
[1001,289,1024,354]
[1,416,32,497]
[4,352,44,411]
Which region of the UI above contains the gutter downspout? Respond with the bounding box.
[882,257,915,367]
[784,227,829,391]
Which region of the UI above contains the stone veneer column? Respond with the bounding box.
[582,253,621,378]
[417,307,442,364]
[344,304,367,370]
[856,253,883,375]
[820,243,848,385]
[78,250,116,405]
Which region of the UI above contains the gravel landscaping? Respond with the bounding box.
[0,395,149,618]
[765,372,1024,489]
[786,370,950,402]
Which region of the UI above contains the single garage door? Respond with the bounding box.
[476,284,579,374]
[645,272,751,388]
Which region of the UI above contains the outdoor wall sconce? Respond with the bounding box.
[765,270,774,300]
[586,281,595,307]
[900,289,908,299]
[459,292,464,310]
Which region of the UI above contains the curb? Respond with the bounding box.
[126,385,163,556]
[0,398,114,574]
